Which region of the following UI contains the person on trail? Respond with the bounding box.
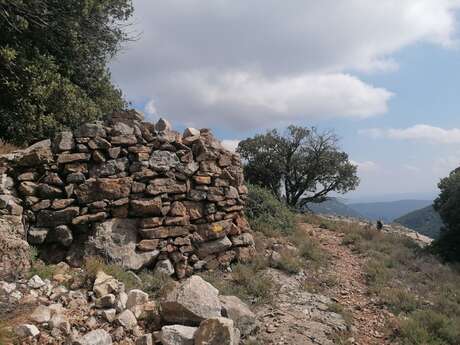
[376,220,383,231]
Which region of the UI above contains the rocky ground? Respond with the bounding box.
[1,219,408,345]
[1,263,256,345]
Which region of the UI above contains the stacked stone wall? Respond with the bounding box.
[0,110,255,278]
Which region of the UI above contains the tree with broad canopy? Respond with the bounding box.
[237,125,360,208]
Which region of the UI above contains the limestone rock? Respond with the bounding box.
[30,305,51,323]
[130,198,162,216]
[155,118,172,132]
[117,309,137,329]
[197,237,232,258]
[219,295,257,336]
[154,259,175,276]
[76,329,112,345]
[149,151,179,173]
[95,294,117,308]
[86,219,159,271]
[15,324,40,338]
[160,276,222,325]
[126,289,149,310]
[194,318,238,345]
[230,233,255,247]
[160,325,197,345]
[75,178,132,203]
[93,271,119,298]
[55,131,75,151]
[28,275,45,288]
[36,207,80,227]
[75,123,107,138]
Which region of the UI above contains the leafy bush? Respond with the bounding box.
[200,256,274,305]
[432,167,460,261]
[0,0,132,144]
[245,184,296,236]
[399,310,460,345]
[273,250,304,274]
[289,226,326,265]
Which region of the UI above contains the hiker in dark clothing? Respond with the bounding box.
[376,220,383,231]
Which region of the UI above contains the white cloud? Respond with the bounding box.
[221,139,240,152]
[152,71,392,129]
[144,99,158,116]
[351,160,379,173]
[360,125,460,144]
[110,0,460,130]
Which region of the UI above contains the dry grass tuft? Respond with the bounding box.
[0,140,19,155]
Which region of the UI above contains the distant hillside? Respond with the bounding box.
[394,205,443,239]
[348,199,433,222]
[306,198,364,219]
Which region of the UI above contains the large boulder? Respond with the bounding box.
[85,218,159,271]
[194,318,238,345]
[160,276,222,325]
[219,295,257,336]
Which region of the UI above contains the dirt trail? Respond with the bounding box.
[302,223,394,345]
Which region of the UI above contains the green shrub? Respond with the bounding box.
[290,228,325,264]
[245,184,296,236]
[137,271,174,298]
[200,255,274,305]
[84,257,142,290]
[28,263,57,280]
[273,250,303,274]
[380,287,420,314]
[399,310,460,345]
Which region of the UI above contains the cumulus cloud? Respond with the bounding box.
[360,125,460,144]
[111,0,460,129]
[221,139,240,152]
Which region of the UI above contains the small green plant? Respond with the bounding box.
[245,184,296,236]
[320,273,339,288]
[200,255,274,305]
[327,302,353,325]
[84,257,142,290]
[290,229,325,264]
[29,246,39,262]
[28,263,57,280]
[138,271,174,298]
[274,250,303,274]
[380,287,420,314]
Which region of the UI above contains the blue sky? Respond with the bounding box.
[111,1,460,202]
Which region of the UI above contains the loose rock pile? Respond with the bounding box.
[1,267,257,345]
[0,110,255,279]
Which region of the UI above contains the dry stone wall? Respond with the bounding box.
[0,110,255,278]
